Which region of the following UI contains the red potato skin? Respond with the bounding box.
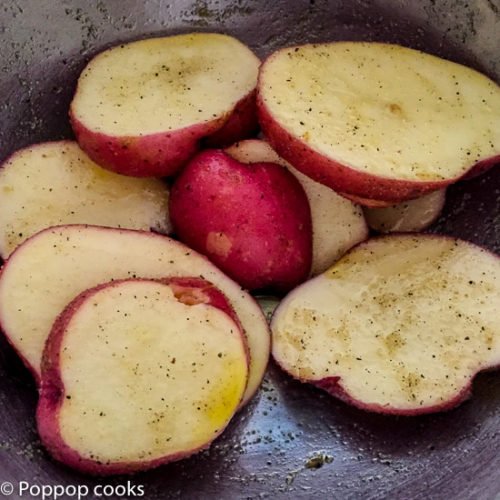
[312,376,472,416]
[460,154,500,180]
[70,91,258,178]
[204,91,259,148]
[169,150,313,293]
[37,277,248,476]
[257,91,499,202]
[273,330,500,416]
[338,193,399,208]
[70,114,211,178]
[273,355,500,416]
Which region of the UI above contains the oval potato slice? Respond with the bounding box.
[38,278,248,475]
[71,33,260,177]
[258,42,500,201]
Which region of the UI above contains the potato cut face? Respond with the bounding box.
[0,226,269,404]
[225,140,367,275]
[272,235,500,412]
[71,33,259,136]
[0,142,170,257]
[364,189,446,233]
[50,280,247,464]
[259,42,500,181]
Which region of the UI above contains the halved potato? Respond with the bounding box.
[225,139,368,275]
[0,141,170,257]
[258,42,500,201]
[71,33,260,177]
[272,235,500,415]
[38,278,248,475]
[364,189,446,233]
[0,225,270,405]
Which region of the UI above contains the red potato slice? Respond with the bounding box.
[38,278,248,475]
[169,150,312,293]
[257,42,500,202]
[225,139,368,275]
[71,33,260,177]
[0,141,170,258]
[0,225,270,406]
[364,189,446,233]
[271,235,500,415]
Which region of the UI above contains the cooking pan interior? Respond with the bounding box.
[0,1,499,498]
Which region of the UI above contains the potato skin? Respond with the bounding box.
[70,91,258,178]
[37,277,246,476]
[204,91,259,148]
[70,113,210,178]
[313,376,472,416]
[224,139,369,276]
[273,334,474,416]
[170,150,312,293]
[338,193,399,208]
[461,155,500,180]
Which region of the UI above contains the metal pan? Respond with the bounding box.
[0,1,499,498]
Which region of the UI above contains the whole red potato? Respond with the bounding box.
[169,150,312,293]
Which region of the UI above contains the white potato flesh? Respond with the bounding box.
[259,42,500,181]
[0,142,170,257]
[364,189,446,233]
[72,33,260,135]
[272,235,500,412]
[225,140,367,275]
[55,281,247,463]
[0,226,270,405]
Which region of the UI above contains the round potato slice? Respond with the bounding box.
[38,278,248,475]
[272,235,500,415]
[0,141,170,257]
[71,33,260,177]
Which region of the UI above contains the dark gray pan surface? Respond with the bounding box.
[0,1,499,498]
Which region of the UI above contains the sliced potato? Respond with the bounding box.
[0,141,170,257]
[71,33,260,177]
[272,235,500,415]
[258,42,500,201]
[38,278,248,475]
[364,189,446,233]
[0,226,270,405]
